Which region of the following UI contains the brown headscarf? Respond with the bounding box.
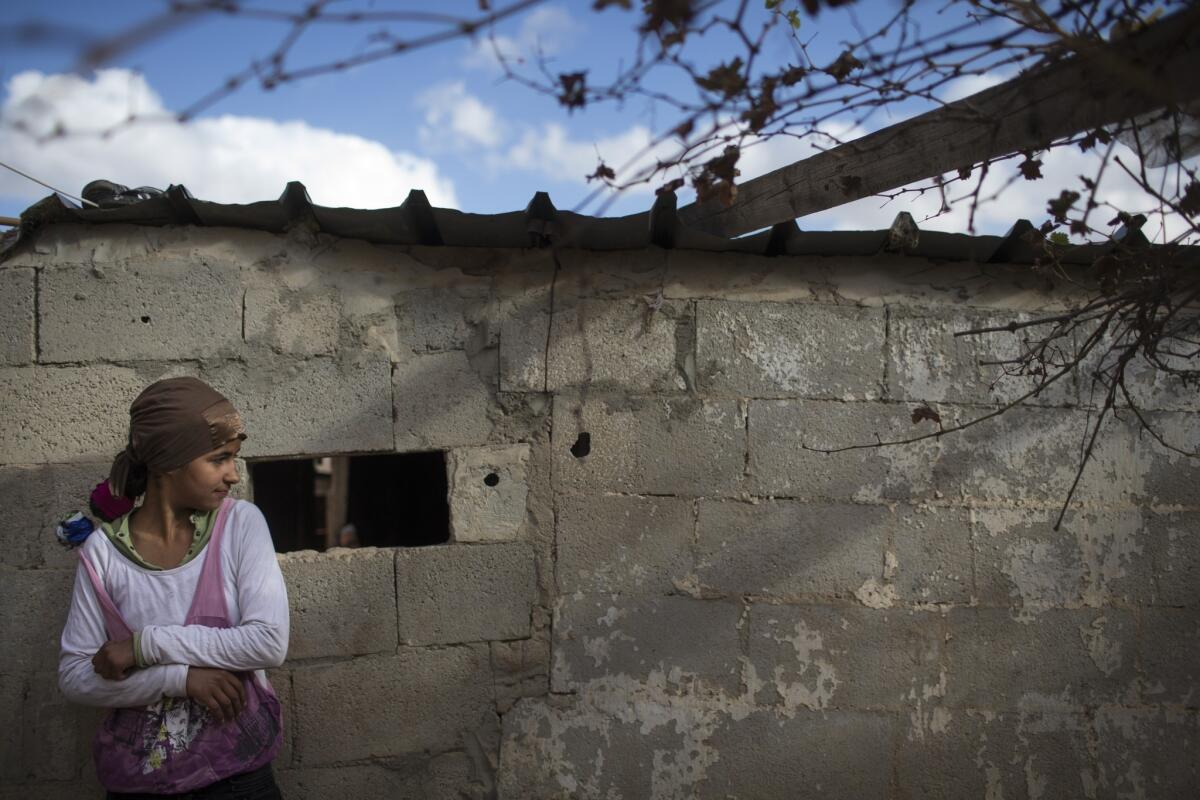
[108,377,247,498]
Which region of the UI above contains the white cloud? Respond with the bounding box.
[501,121,686,195]
[463,5,581,73]
[417,81,505,150]
[0,69,457,210]
[804,140,1197,241]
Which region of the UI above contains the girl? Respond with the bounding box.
[58,377,289,799]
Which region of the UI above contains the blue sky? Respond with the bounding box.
[1,1,1189,239]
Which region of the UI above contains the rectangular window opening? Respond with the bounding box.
[248,451,449,553]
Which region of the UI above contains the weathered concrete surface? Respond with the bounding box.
[491,637,550,715]
[747,399,940,501]
[0,462,108,569]
[40,260,242,363]
[449,444,530,543]
[552,594,742,692]
[1092,706,1200,797]
[278,752,493,800]
[1140,608,1200,705]
[972,507,1152,612]
[697,300,885,398]
[895,709,1093,800]
[1148,510,1200,606]
[394,350,496,450]
[396,543,536,646]
[244,286,340,356]
[5,223,1198,799]
[700,710,895,799]
[943,607,1138,709]
[556,494,694,595]
[1,365,152,463]
[547,298,689,392]
[695,500,886,600]
[279,547,397,659]
[553,394,746,496]
[748,604,942,711]
[887,306,1077,406]
[291,646,495,765]
[0,267,35,365]
[206,355,393,458]
[0,568,74,673]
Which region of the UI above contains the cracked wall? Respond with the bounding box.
[1,224,1197,799]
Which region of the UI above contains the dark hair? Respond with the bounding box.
[122,462,149,500]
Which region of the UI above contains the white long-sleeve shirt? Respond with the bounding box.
[58,500,289,708]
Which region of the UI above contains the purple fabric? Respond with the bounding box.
[79,499,282,795]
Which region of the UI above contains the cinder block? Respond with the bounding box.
[932,406,1152,505]
[21,671,98,782]
[279,759,485,800]
[746,399,939,501]
[888,306,1077,406]
[498,285,551,393]
[394,350,495,451]
[695,500,885,599]
[396,287,491,355]
[0,568,75,673]
[1147,510,1200,606]
[0,463,108,569]
[1137,409,1200,506]
[943,607,1137,709]
[1092,707,1199,797]
[547,298,688,392]
[449,444,530,543]
[244,286,339,356]
[39,261,242,362]
[0,267,35,365]
[972,508,1151,609]
[291,646,495,765]
[395,543,535,645]
[1140,608,1200,705]
[0,673,22,782]
[204,356,393,458]
[552,395,746,496]
[491,637,550,714]
[889,504,972,604]
[747,604,942,710]
[498,692,702,799]
[557,494,693,595]
[0,366,148,463]
[278,548,397,660]
[697,300,885,398]
[895,709,1092,800]
[552,594,742,692]
[700,710,894,799]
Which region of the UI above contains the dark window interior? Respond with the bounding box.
[248,451,449,553]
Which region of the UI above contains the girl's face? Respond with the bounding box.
[163,439,242,511]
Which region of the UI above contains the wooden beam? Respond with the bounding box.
[678,7,1200,238]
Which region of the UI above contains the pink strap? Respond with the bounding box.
[185,498,233,628]
[78,550,134,641]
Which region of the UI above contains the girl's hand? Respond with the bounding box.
[92,638,136,680]
[185,667,246,722]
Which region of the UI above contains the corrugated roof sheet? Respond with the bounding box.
[3,181,1195,266]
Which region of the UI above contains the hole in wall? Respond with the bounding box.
[248,451,449,553]
[483,472,500,487]
[140,315,151,323]
[570,432,591,459]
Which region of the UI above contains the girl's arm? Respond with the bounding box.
[137,503,289,671]
[59,562,189,707]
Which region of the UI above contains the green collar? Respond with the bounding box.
[101,507,217,570]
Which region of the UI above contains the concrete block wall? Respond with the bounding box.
[1,224,1196,798]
